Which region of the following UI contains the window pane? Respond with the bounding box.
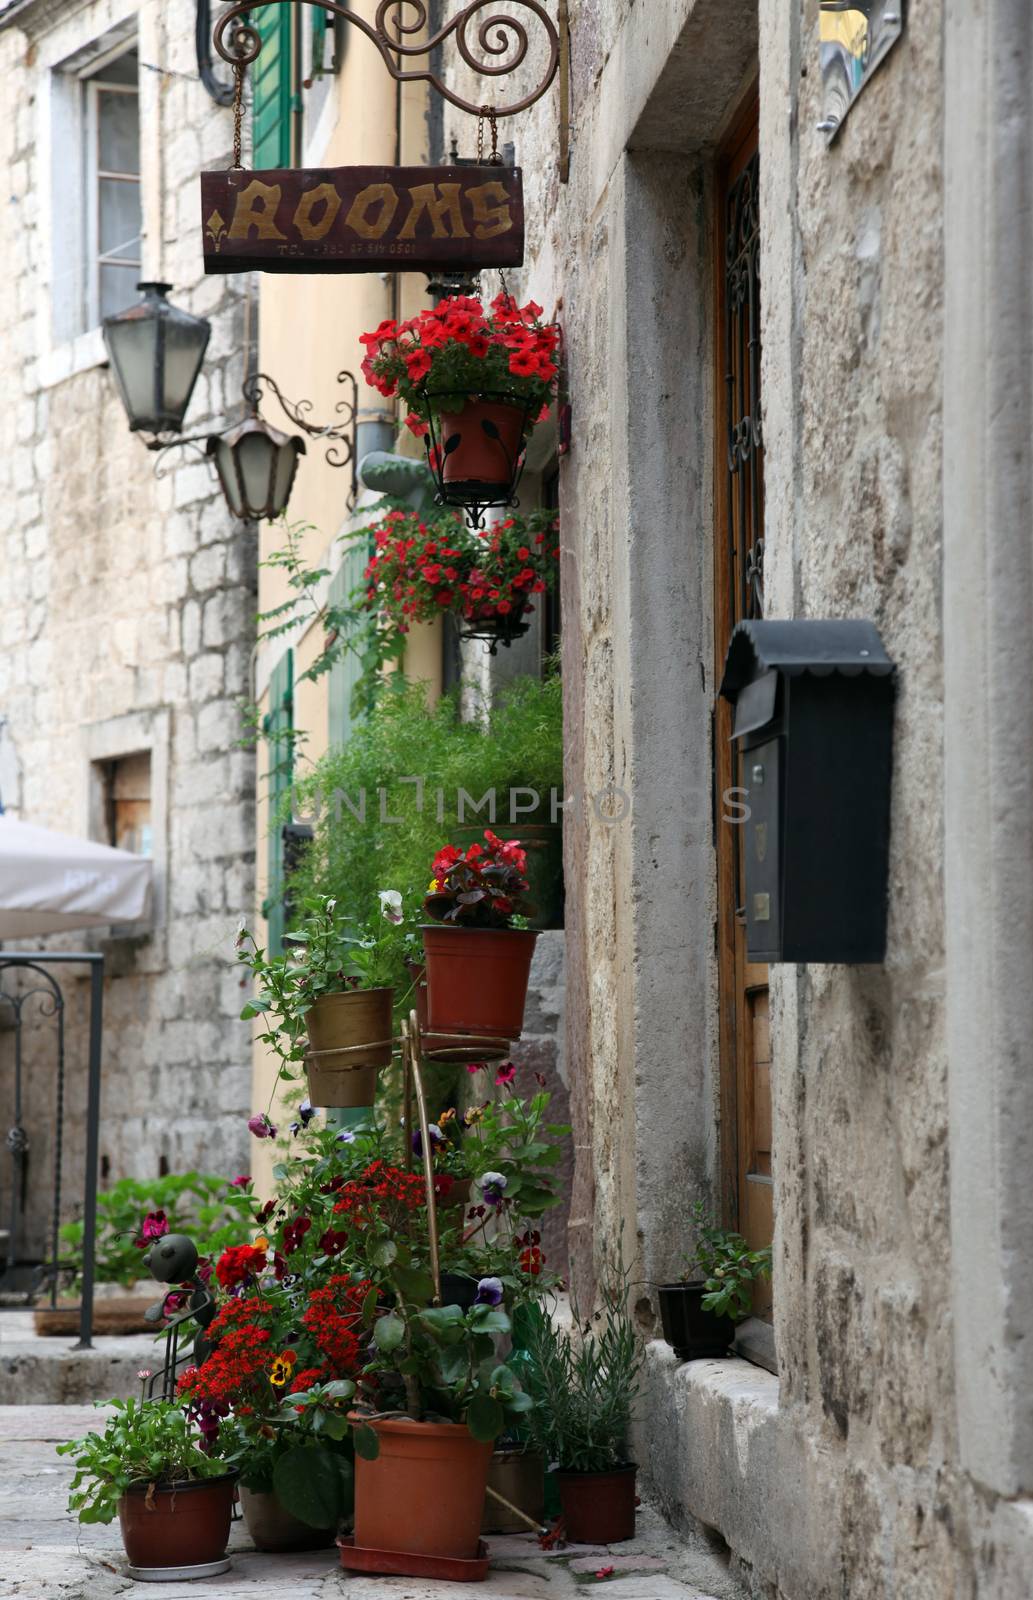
[98,88,139,174]
[94,49,138,87]
[99,261,138,321]
[99,176,141,261]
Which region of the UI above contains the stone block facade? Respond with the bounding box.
[0,0,255,1256]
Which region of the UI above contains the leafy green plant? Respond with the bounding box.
[290,672,564,969]
[57,1398,232,1525]
[220,1379,356,1529]
[59,1173,256,1292]
[520,1253,643,1474]
[681,1200,772,1321]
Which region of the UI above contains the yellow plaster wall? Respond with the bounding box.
[250,6,441,1195]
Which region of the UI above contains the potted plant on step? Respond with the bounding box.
[238,891,404,1109]
[657,1201,773,1361]
[422,830,538,1043]
[520,1256,644,1544]
[330,1161,538,1575]
[58,1397,238,1578]
[359,292,559,513]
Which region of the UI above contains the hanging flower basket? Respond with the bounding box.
[359,293,560,525]
[423,389,535,517]
[360,506,558,656]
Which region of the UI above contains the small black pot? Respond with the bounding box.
[657,1282,733,1360]
[439,1272,479,1311]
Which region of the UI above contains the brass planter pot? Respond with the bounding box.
[304,987,394,1109]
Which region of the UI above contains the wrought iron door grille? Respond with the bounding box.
[724,151,764,624]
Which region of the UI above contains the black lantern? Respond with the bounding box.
[102,282,211,441]
[207,413,305,521]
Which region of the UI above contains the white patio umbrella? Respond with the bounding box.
[0,815,152,938]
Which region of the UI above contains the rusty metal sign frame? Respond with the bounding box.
[213,0,561,121]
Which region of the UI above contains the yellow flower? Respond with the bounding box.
[269,1350,298,1389]
[427,878,440,893]
[439,1108,457,1127]
[254,1236,269,1252]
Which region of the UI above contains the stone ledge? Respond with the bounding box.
[636,1342,841,1600]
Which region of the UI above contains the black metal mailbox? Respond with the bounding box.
[719,620,896,964]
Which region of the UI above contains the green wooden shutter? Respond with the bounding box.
[264,648,294,955]
[252,4,291,169]
[327,544,370,747]
[311,8,328,73]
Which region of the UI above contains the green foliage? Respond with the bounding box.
[682,1200,772,1322]
[271,1441,353,1529]
[57,1399,231,1525]
[290,672,564,992]
[521,1253,643,1474]
[59,1173,257,1292]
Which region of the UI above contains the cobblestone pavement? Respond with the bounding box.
[1,1407,749,1600]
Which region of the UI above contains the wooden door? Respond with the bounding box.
[713,94,773,1318]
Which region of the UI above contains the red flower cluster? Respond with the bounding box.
[332,1160,428,1221]
[427,831,530,928]
[302,1275,371,1373]
[178,1294,275,1408]
[362,507,557,638]
[215,1242,268,1291]
[359,293,559,424]
[363,509,472,632]
[289,1363,329,1394]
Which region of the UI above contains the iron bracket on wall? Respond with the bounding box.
[148,370,360,507]
[213,0,561,120]
[196,0,236,106]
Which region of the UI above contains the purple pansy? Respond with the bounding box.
[478,1170,508,1207]
[475,1276,504,1307]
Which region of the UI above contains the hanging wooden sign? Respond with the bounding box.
[200,164,524,275]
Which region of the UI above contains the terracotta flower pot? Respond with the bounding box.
[239,1485,335,1552]
[657,1282,733,1360]
[437,398,527,493]
[422,925,538,1042]
[352,1417,493,1561]
[118,1473,237,1570]
[556,1464,637,1543]
[407,961,498,1063]
[305,987,394,1108]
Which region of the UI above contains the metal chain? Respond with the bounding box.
[477,104,501,165]
[232,59,245,168]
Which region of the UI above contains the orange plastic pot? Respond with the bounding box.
[352,1417,492,1561]
[422,925,538,1042]
[557,1464,637,1543]
[118,1473,236,1569]
[438,399,526,490]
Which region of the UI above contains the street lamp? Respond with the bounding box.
[102,282,211,442]
[207,412,306,522]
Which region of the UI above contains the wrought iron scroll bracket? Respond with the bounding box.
[196,0,236,106]
[244,369,359,501]
[213,0,561,120]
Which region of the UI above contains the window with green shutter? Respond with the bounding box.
[251,3,292,168]
[263,648,294,955]
[327,545,370,747]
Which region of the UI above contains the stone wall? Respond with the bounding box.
[0,0,254,1259]
[437,0,1033,1595]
